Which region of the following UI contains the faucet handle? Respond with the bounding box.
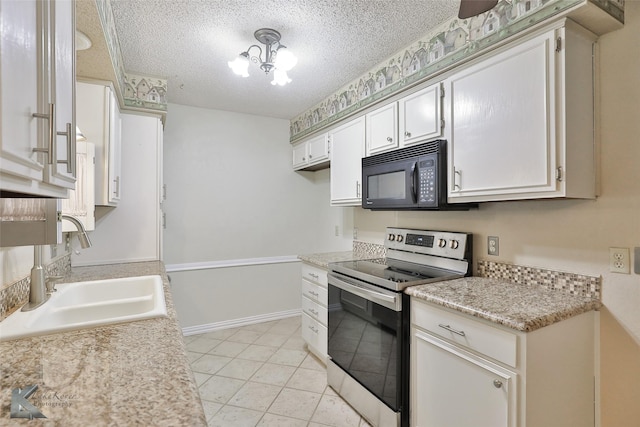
[46,275,64,293]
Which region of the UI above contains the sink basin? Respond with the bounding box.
[0,275,167,341]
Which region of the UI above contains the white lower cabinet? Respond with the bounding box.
[411,298,596,427]
[300,262,329,361]
[413,329,516,427]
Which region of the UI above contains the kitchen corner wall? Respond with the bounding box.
[162,104,352,331]
[354,4,640,425]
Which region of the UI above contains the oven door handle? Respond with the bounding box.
[328,273,401,312]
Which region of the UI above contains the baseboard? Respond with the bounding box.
[181,308,302,336]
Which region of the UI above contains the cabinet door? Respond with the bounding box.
[307,133,329,165]
[412,329,516,427]
[366,103,398,155]
[61,141,95,231]
[107,91,122,204]
[329,117,365,206]
[446,30,558,202]
[0,1,46,187]
[76,82,121,206]
[45,0,76,190]
[399,83,442,146]
[292,141,308,169]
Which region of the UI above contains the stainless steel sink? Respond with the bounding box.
[0,275,167,341]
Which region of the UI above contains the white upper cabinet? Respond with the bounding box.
[366,102,398,156]
[398,83,443,147]
[62,141,95,232]
[76,81,122,206]
[330,117,365,206]
[45,0,76,191]
[292,132,330,171]
[0,0,76,197]
[446,21,596,203]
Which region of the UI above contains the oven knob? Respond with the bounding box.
[449,240,459,249]
[438,239,447,248]
[396,234,404,243]
[388,234,395,241]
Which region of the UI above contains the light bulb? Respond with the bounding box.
[228,53,250,77]
[271,69,291,86]
[274,48,297,71]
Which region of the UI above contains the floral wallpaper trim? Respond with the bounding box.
[289,0,622,143]
[95,0,168,113]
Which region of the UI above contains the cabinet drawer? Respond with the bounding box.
[302,279,328,306]
[302,295,328,325]
[302,263,328,287]
[411,300,517,367]
[302,312,328,356]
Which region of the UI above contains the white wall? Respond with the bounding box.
[72,113,162,266]
[163,104,351,329]
[352,8,640,426]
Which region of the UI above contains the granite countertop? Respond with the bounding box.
[406,276,602,332]
[0,261,206,426]
[298,251,380,269]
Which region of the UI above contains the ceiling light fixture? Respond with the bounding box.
[228,28,297,86]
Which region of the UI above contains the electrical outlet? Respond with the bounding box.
[609,247,630,274]
[488,236,499,256]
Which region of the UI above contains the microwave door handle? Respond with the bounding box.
[410,162,418,203]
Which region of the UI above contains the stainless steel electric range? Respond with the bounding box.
[327,227,473,427]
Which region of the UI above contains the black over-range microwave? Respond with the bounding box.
[361,140,476,211]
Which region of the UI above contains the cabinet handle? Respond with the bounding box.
[309,290,319,297]
[32,103,56,164]
[386,137,393,142]
[438,323,466,337]
[113,176,120,197]
[405,131,412,138]
[309,308,318,316]
[56,122,75,174]
[356,181,361,198]
[308,325,318,334]
[493,379,503,389]
[308,273,319,279]
[453,169,462,191]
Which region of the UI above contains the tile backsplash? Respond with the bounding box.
[0,253,71,321]
[353,241,386,258]
[477,259,601,300]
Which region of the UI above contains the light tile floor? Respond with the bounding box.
[185,315,372,427]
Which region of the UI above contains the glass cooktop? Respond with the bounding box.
[329,258,461,291]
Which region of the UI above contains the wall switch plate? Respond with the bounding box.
[635,247,640,274]
[488,236,499,256]
[609,247,630,274]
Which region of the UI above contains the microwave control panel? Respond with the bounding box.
[418,158,436,204]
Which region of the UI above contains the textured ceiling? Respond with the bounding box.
[107,0,461,119]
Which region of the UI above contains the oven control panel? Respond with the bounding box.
[386,227,470,260]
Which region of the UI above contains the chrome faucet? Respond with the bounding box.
[61,214,92,249]
[22,215,92,312]
[23,245,49,311]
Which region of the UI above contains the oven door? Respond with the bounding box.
[327,272,408,421]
